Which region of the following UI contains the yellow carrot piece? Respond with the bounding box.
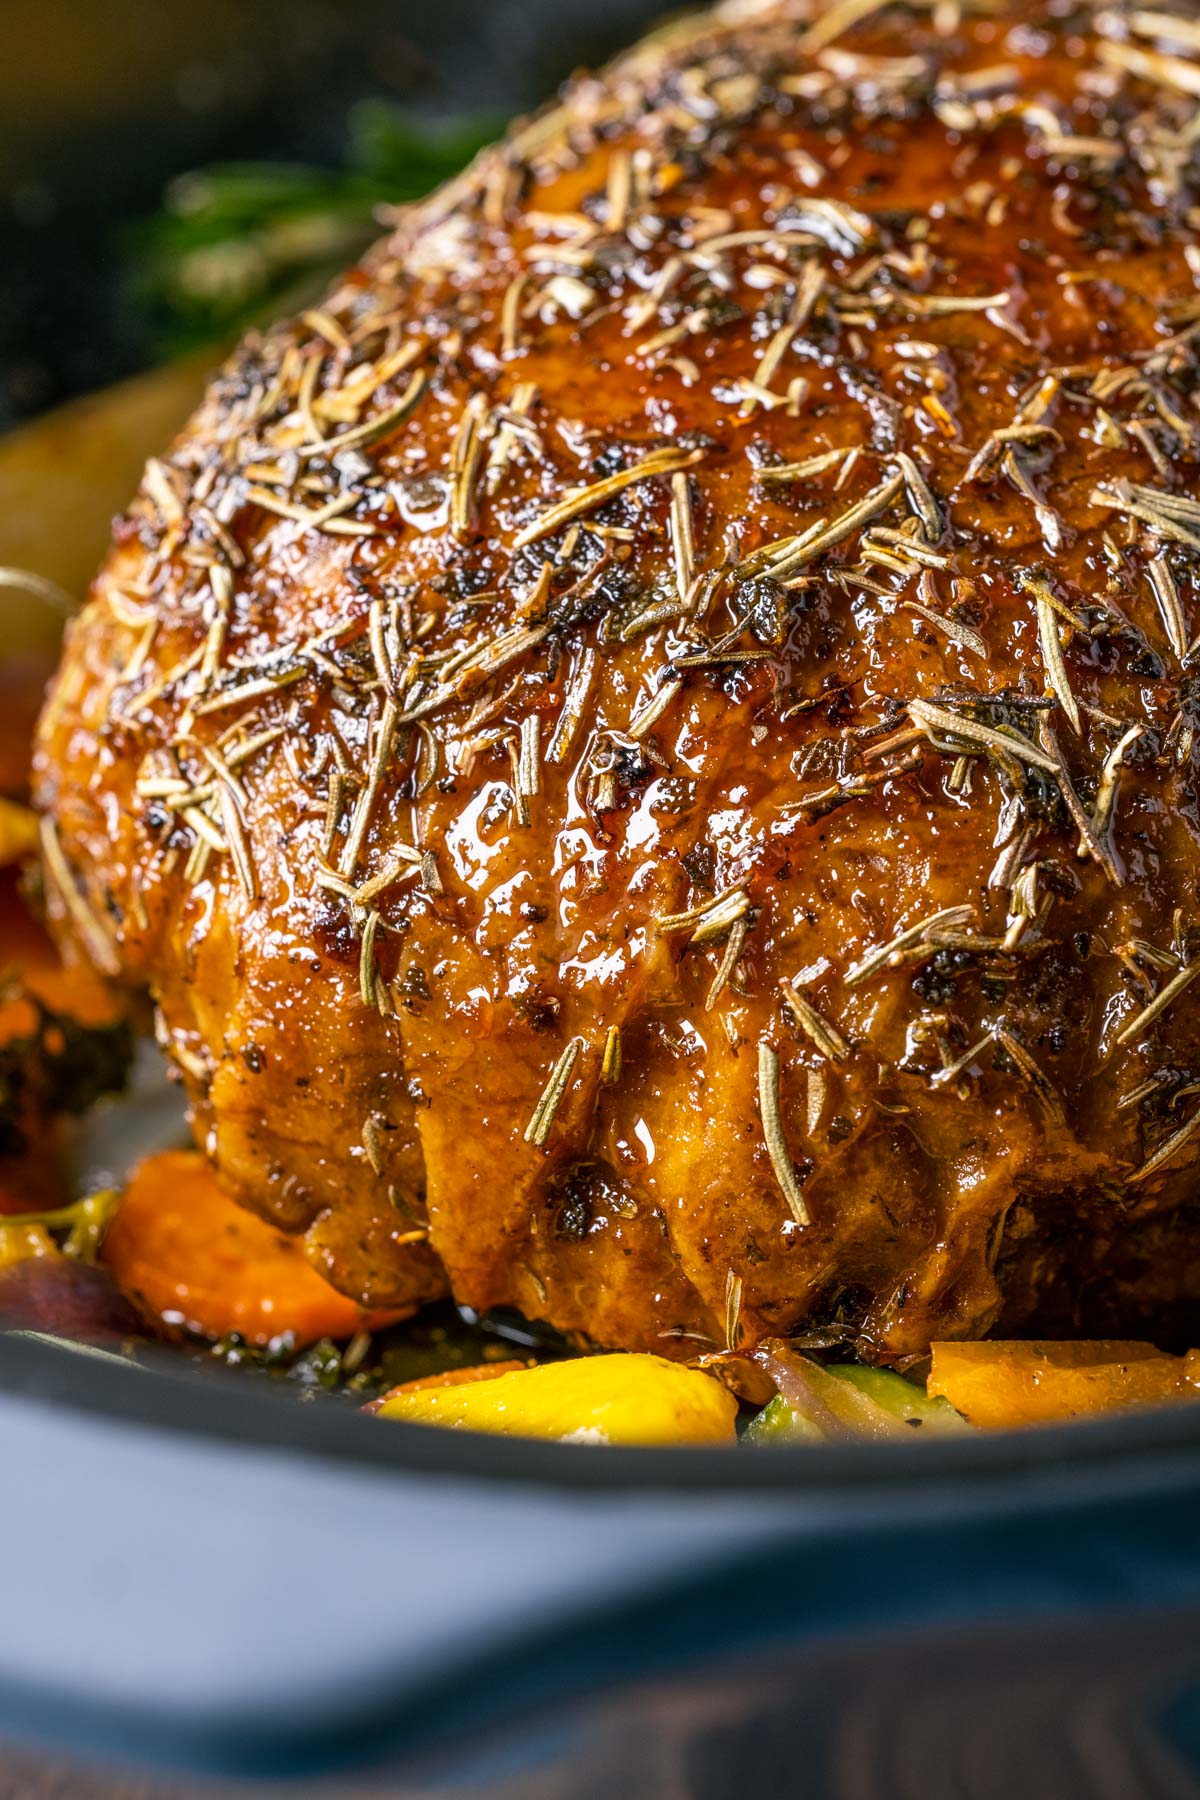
[375,1352,738,1444]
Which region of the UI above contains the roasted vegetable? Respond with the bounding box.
[0,974,133,1162]
[0,1189,118,1260]
[928,1340,1200,1430]
[374,1352,739,1444]
[0,1256,140,1342]
[0,869,132,1213]
[368,1359,532,1402]
[103,1150,405,1346]
[746,1345,969,1444]
[0,1192,127,1349]
[0,1220,56,1272]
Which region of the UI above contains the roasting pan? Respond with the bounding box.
[3,1330,1200,1797]
[2,3,1200,1795]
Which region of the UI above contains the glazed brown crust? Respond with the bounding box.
[34,0,1200,1358]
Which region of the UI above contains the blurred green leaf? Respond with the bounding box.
[129,101,498,356]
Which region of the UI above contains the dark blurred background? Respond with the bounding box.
[0,0,667,430]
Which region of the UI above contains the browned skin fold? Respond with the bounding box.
[33,0,1200,1360]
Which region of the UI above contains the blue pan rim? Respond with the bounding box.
[3,1328,1200,1496]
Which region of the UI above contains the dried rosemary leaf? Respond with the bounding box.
[1128,1104,1200,1186]
[757,1041,810,1226]
[359,908,381,1008]
[908,698,1059,774]
[513,447,705,550]
[601,1024,622,1086]
[524,1038,584,1146]
[779,977,850,1062]
[846,904,974,988]
[706,915,749,1010]
[38,816,120,977]
[1115,961,1199,1047]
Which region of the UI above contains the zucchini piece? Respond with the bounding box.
[745,1358,969,1443]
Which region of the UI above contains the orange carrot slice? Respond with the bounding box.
[384,1360,533,1395]
[0,865,125,1031]
[364,1360,532,1413]
[929,1339,1200,1430]
[103,1149,401,1346]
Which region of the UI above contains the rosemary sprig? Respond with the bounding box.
[296,369,427,461]
[907,698,1060,774]
[706,916,749,1010]
[1091,723,1145,847]
[669,471,696,603]
[744,472,905,586]
[757,1042,810,1226]
[339,697,399,879]
[779,977,850,1062]
[449,392,490,540]
[894,451,942,543]
[524,1038,584,1147]
[601,1025,622,1085]
[546,649,597,765]
[1115,960,1199,1047]
[628,676,683,740]
[746,264,826,400]
[1128,1103,1200,1186]
[846,904,975,988]
[1036,716,1121,887]
[517,715,541,804]
[513,447,704,549]
[136,106,498,355]
[39,817,119,977]
[1092,480,1200,553]
[752,448,852,487]
[1147,555,1189,661]
[993,1027,1065,1126]
[1020,571,1081,734]
[359,908,381,1009]
[724,1270,744,1353]
[901,596,987,659]
[656,886,750,945]
[216,778,258,902]
[348,848,421,907]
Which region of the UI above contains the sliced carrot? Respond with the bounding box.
[364,1360,532,1413]
[0,871,124,1219]
[385,1360,533,1395]
[18,964,125,1031]
[0,866,124,1030]
[928,1339,1200,1430]
[103,1149,403,1346]
[373,1353,740,1444]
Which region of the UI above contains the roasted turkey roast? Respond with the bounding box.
[34,0,1200,1361]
